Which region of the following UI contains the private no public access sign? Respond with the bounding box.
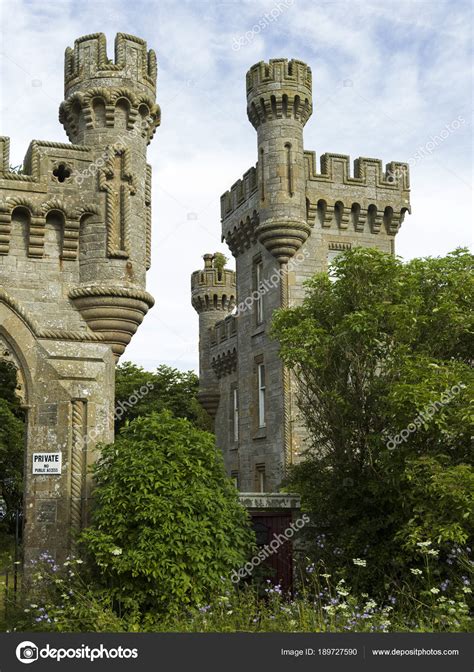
[32,452,62,475]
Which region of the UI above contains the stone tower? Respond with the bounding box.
[192,58,410,493]
[0,33,160,564]
[247,59,312,265]
[191,254,236,421]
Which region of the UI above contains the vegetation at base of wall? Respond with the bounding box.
[79,411,254,615]
[114,362,212,432]
[6,556,471,633]
[0,361,25,531]
[271,247,473,601]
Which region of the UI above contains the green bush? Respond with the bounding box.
[79,411,254,615]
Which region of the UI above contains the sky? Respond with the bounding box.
[0,0,472,372]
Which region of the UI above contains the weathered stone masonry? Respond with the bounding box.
[192,59,411,494]
[0,33,160,564]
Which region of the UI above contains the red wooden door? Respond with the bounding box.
[251,513,293,592]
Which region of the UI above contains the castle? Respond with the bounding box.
[0,36,411,572]
[192,59,411,495]
[0,33,159,563]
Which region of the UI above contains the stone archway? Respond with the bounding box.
[0,298,115,566]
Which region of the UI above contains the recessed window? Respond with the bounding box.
[231,471,239,488]
[254,259,264,325]
[52,164,71,183]
[232,387,239,442]
[257,363,266,428]
[256,464,266,493]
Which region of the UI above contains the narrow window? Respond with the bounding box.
[256,464,266,493]
[255,259,264,325]
[231,471,239,489]
[233,387,239,442]
[285,142,293,196]
[257,363,266,428]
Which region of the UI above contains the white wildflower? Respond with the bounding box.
[111,548,122,556]
[410,568,423,575]
[352,558,367,567]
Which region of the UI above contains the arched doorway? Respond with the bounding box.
[0,334,28,594]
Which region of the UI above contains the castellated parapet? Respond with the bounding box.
[196,58,411,494]
[0,34,159,565]
[221,61,410,262]
[191,254,236,418]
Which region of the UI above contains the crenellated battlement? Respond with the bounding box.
[64,32,156,96]
[220,165,258,220]
[246,59,313,129]
[304,151,410,191]
[60,33,160,145]
[246,58,312,98]
[218,147,411,253]
[0,137,92,187]
[210,313,237,348]
[191,254,236,314]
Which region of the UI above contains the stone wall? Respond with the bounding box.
[0,33,159,563]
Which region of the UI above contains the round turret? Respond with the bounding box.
[246,59,313,263]
[60,32,160,146]
[191,254,236,418]
[60,34,160,359]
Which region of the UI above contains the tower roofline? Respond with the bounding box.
[64,32,157,97]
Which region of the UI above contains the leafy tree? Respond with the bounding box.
[271,248,473,595]
[80,411,254,615]
[114,362,211,432]
[0,361,25,522]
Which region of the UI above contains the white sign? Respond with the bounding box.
[32,452,62,475]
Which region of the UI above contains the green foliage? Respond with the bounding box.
[0,361,25,519]
[80,411,254,615]
[114,362,212,432]
[0,399,24,515]
[271,248,473,596]
[213,252,228,272]
[12,557,471,632]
